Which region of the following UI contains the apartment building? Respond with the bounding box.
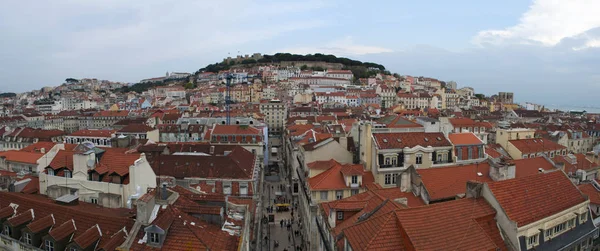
[259,99,287,134]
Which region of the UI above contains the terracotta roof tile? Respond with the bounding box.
[448,132,483,145]
[487,170,586,226]
[0,206,14,220]
[417,162,493,201]
[343,211,404,251]
[20,142,56,153]
[508,138,566,155]
[26,214,55,233]
[309,162,374,190]
[307,159,339,170]
[117,124,154,133]
[394,198,499,251]
[47,150,75,171]
[512,157,555,178]
[373,132,451,149]
[73,224,102,248]
[49,219,77,241]
[0,192,134,248]
[211,125,261,135]
[578,183,600,205]
[7,208,34,226]
[553,154,599,173]
[0,150,42,165]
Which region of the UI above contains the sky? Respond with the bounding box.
[1,0,599,108]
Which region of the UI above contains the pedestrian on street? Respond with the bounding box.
[280,219,283,227]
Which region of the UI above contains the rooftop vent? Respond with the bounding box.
[476,172,483,177]
[424,138,429,142]
[538,168,544,173]
[397,139,401,142]
[383,139,388,143]
[437,137,441,141]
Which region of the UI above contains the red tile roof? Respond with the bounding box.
[553,154,599,173]
[394,198,500,251]
[26,214,55,233]
[343,210,404,251]
[417,162,493,201]
[93,110,129,117]
[307,159,339,170]
[373,132,451,149]
[70,129,116,137]
[49,219,77,241]
[487,170,587,226]
[449,118,493,128]
[20,142,57,153]
[508,138,566,155]
[47,150,75,171]
[448,132,483,145]
[578,183,600,205]
[117,124,154,133]
[73,224,102,249]
[0,150,42,164]
[511,157,555,178]
[7,208,34,226]
[309,161,374,191]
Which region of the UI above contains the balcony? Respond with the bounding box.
[379,163,403,169]
[350,182,360,188]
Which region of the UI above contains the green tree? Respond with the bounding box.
[184,82,194,89]
[300,65,308,71]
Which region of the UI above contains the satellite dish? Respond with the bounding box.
[87,159,95,168]
[82,141,95,149]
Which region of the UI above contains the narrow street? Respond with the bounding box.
[259,150,305,251]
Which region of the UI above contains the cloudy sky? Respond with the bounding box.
[1,0,599,107]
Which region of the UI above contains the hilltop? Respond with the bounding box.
[197,53,389,79]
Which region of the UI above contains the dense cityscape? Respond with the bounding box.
[0,52,599,251]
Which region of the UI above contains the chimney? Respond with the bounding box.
[40,148,46,154]
[465,181,483,198]
[161,183,168,200]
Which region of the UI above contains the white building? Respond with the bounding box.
[325,70,354,80]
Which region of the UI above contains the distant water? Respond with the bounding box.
[545,105,600,114]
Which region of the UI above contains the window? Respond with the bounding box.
[91,198,98,204]
[385,158,390,165]
[48,169,55,176]
[580,212,588,223]
[392,174,397,184]
[64,170,72,178]
[384,174,392,185]
[351,189,359,195]
[320,191,328,200]
[337,211,344,220]
[545,228,553,238]
[3,225,10,236]
[527,234,538,248]
[240,183,248,195]
[416,154,422,164]
[351,175,358,184]
[569,218,576,228]
[553,222,566,233]
[336,190,343,200]
[45,240,54,251]
[25,233,32,244]
[70,247,78,251]
[223,183,232,195]
[149,232,160,244]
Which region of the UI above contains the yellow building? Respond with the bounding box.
[495,128,536,150]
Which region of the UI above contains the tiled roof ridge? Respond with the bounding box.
[362,211,399,249]
[309,162,342,189]
[447,199,492,250]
